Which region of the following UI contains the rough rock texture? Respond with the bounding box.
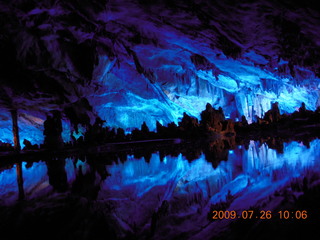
[0,0,319,144]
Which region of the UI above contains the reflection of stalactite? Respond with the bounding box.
[16,162,24,200]
[203,137,236,168]
[46,157,68,192]
[71,164,101,200]
[150,200,169,236]
[266,138,284,153]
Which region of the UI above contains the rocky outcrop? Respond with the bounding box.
[0,0,319,144]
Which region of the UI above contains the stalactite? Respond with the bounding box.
[10,109,20,152]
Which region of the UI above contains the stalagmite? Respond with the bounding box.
[10,109,20,152]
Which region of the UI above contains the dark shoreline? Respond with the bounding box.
[0,138,181,162]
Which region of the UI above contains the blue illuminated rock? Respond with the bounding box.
[0,0,319,144]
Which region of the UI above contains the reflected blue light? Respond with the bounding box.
[0,138,319,225]
[62,120,72,142]
[72,125,86,140]
[65,158,76,183]
[22,161,49,198]
[75,159,90,174]
[0,166,18,204]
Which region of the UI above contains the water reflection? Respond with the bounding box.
[16,162,25,200]
[0,139,320,239]
[0,139,319,204]
[46,156,68,192]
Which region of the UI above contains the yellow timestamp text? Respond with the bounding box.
[211,210,308,220]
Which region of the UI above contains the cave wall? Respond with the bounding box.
[0,0,319,145]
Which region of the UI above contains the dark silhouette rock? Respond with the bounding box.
[44,111,63,149]
[22,139,38,150]
[200,103,225,133]
[116,127,125,141]
[178,112,199,138]
[0,141,13,152]
[264,102,281,123]
[156,121,164,138]
[241,115,248,126]
[141,121,150,139]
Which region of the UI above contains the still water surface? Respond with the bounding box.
[0,139,320,239]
